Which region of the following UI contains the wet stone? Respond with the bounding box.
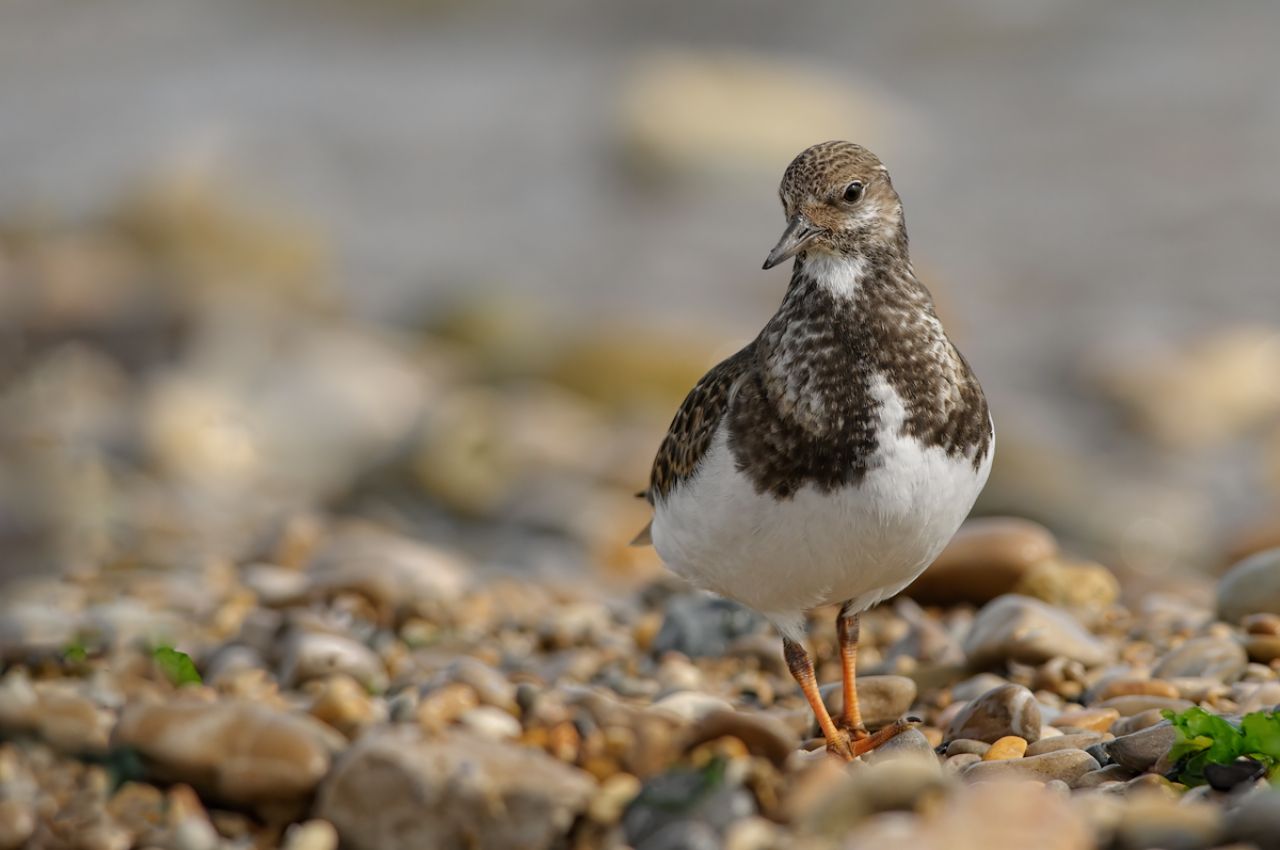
[1152,636,1248,682]
[317,727,595,850]
[946,684,1042,744]
[962,748,1099,785]
[1104,722,1176,772]
[652,593,766,659]
[1218,548,1280,623]
[963,595,1110,668]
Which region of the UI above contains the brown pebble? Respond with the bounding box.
[1026,732,1104,757]
[1090,677,1180,703]
[415,683,479,732]
[1110,709,1169,737]
[983,736,1028,761]
[1245,634,1280,664]
[906,517,1058,605]
[1051,707,1120,734]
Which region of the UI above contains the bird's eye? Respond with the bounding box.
[842,181,865,203]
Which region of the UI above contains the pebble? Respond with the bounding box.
[962,748,1099,784]
[684,710,794,767]
[623,766,756,848]
[983,736,1028,760]
[1152,636,1248,681]
[651,691,734,723]
[945,738,991,757]
[1114,791,1224,850]
[820,675,917,729]
[1110,709,1169,737]
[1218,548,1280,623]
[1225,787,1280,848]
[458,706,522,741]
[1015,558,1121,609]
[906,517,1058,605]
[240,563,310,607]
[1052,707,1120,733]
[113,699,335,804]
[945,684,1042,743]
[282,820,340,850]
[308,674,381,737]
[1095,695,1192,717]
[1089,676,1180,703]
[802,755,951,834]
[651,593,765,659]
[307,526,469,617]
[963,595,1111,667]
[1104,723,1177,771]
[280,631,388,693]
[1073,764,1137,789]
[861,728,938,767]
[316,728,595,850]
[0,800,34,850]
[588,773,643,824]
[1026,732,1103,756]
[1243,634,1280,663]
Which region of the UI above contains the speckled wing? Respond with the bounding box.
[642,344,756,507]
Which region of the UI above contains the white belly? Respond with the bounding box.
[651,377,993,641]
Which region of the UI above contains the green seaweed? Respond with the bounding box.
[152,646,202,687]
[1163,706,1280,785]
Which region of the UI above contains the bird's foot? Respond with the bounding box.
[825,715,922,761]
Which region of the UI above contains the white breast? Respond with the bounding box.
[650,374,992,641]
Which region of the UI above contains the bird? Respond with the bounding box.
[635,141,994,760]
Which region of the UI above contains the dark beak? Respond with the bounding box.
[762,214,822,270]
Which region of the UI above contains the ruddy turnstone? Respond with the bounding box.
[636,141,994,759]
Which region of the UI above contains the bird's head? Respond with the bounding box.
[763,141,906,270]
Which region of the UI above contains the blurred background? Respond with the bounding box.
[2,0,1279,592]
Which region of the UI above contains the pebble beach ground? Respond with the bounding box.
[3,177,1280,850]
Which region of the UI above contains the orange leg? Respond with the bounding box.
[783,637,852,760]
[836,603,866,737]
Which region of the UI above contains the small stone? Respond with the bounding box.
[623,766,756,848]
[1110,709,1169,737]
[802,755,951,834]
[0,799,34,850]
[983,736,1028,760]
[416,683,479,732]
[1226,787,1280,848]
[651,692,734,724]
[1204,757,1266,792]
[308,526,469,618]
[1015,558,1121,610]
[946,684,1042,744]
[280,631,388,693]
[945,739,991,757]
[588,773,642,824]
[1218,548,1280,623]
[906,517,1058,605]
[963,595,1110,667]
[635,822,720,850]
[458,706,521,741]
[1089,677,1181,703]
[241,563,310,607]
[317,728,595,850]
[684,710,794,766]
[1105,723,1177,771]
[1152,636,1248,682]
[1026,733,1103,757]
[1244,634,1280,663]
[309,675,381,737]
[112,699,334,804]
[723,816,780,850]
[861,728,938,767]
[282,820,340,850]
[820,676,916,730]
[945,753,981,774]
[1114,790,1224,850]
[1095,695,1193,717]
[652,593,765,659]
[1073,764,1137,789]
[962,748,1099,784]
[1053,707,1120,733]
[33,683,114,755]
[1243,612,1280,635]
[950,673,1008,702]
